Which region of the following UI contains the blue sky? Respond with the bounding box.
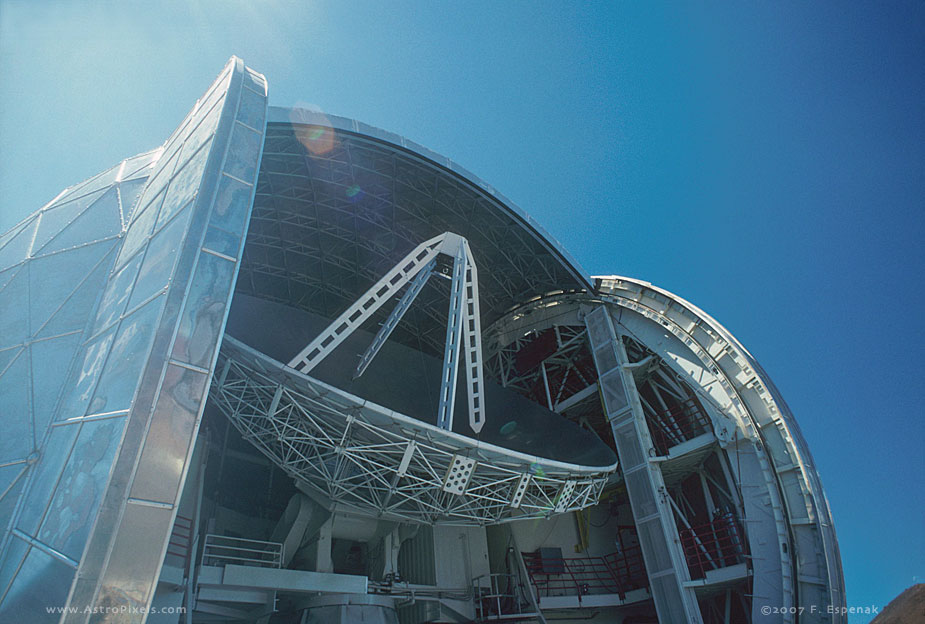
[1,1,922,621]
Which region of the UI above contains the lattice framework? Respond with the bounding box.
[211,338,614,525]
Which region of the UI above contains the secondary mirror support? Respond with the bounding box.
[287,232,487,434]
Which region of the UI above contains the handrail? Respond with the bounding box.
[166,514,195,571]
[646,397,711,455]
[200,533,284,569]
[679,511,746,579]
[510,534,548,624]
[472,573,536,620]
[520,547,647,600]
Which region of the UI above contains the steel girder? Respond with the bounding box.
[210,337,613,525]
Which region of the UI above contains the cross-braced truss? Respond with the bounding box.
[489,325,595,408]
[236,125,591,364]
[211,337,614,525]
[286,231,486,433]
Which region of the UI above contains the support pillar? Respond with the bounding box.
[584,305,703,623]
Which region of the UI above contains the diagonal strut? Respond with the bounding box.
[286,231,487,434]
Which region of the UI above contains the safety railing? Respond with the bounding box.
[473,573,537,621]
[521,546,647,600]
[645,398,711,455]
[603,543,648,593]
[165,514,194,569]
[679,511,746,579]
[200,534,283,569]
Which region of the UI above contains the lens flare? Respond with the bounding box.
[290,106,336,156]
[346,184,363,202]
[300,124,335,156]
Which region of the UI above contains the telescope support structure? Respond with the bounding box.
[287,231,486,434]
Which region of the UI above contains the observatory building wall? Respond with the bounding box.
[0,57,268,622]
[0,57,844,624]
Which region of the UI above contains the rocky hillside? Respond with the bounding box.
[871,584,925,624]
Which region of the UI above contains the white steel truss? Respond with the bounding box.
[213,336,613,525]
[287,231,486,434]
